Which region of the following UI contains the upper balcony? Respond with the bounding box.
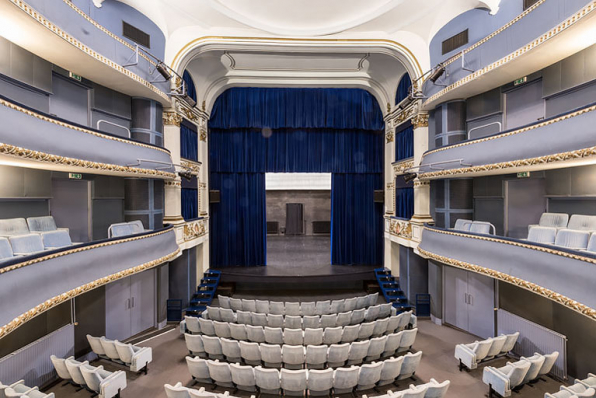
[418,225,596,322]
[417,101,596,179]
[0,0,170,105]
[0,225,179,339]
[422,0,596,110]
[0,94,176,178]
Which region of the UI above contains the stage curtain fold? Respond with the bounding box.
[183,70,197,102]
[331,173,383,265]
[209,172,267,267]
[181,188,198,220]
[180,122,198,162]
[395,187,414,219]
[395,124,414,162]
[395,73,412,105]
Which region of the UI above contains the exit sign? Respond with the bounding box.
[517,171,530,178]
[514,76,527,86]
[69,173,82,180]
[69,72,82,82]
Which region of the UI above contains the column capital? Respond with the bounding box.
[163,111,183,127]
[412,112,429,129]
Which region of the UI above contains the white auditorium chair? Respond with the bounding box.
[367,293,379,307]
[303,316,320,329]
[80,364,127,398]
[242,299,257,313]
[454,338,493,370]
[185,316,201,334]
[281,369,307,396]
[357,362,383,391]
[283,328,303,345]
[255,366,281,395]
[379,303,393,319]
[306,345,328,369]
[199,318,215,336]
[285,302,301,316]
[327,343,350,368]
[482,359,531,397]
[536,351,559,379]
[0,237,14,263]
[377,356,404,386]
[387,315,401,334]
[270,301,285,315]
[398,328,417,353]
[230,363,257,392]
[186,356,212,384]
[322,326,342,345]
[185,333,206,357]
[320,314,337,328]
[206,360,234,388]
[164,382,191,398]
[347,340,370,365]
[26,216,63,233]
[341,324,360,343]
[373,317,389,337]
[330,299,345,313]
[114,341,152,373]
[252,312,268,327]
[337,312,352,327]
[267,314,284,328]
[220,338,242,363]
[100,338,123,363]
[351,308,366,324]
[382,332,403,357]
[315,300,330,316]
[261,343,283,368]
[366,335,388,361]
[301,302,316,316]
[333,366,359,395]
[356,295,369,310]
[555,229,591,250]
[246,325,265,343]
[519,355,545,385]
[400,384,428,398]
[527,226,557,244]
[568,215,596,231]
[282,345,305,370]
[220,309,236,323]
[470,221,495,235]
[308,368,334,396]
[202,335,224,360]
[285,316,302,329]
[586,234,596,253]
[453,219,473,231]
[236,310,251,325]
[545,387,595,398]
[206,306,221,321]
[264,327,284,344]
[218,295,230,309]
[213,321,231,338]
[65,358,90,390]
[239,341,261,366]
[397,311,412,331]
[255,300,269,313]
[344,298,358,312]
[499,332,519,356]
[358,322,375,340]
[425,379,451,398]
[87,335,109,359]
[190,387,220,398]
[304,328,323,346]
[9,234,44,256]
[485,334,507,360]
[2,382,55,398]
[563,384,596,397]
[128,220,148,234]
[229,298,243,312]
[50,355,77,388]
[0,218,29,237]
[528,213,569,231]
[108,223,134,238]
[398,351,422,380]
[229,323,248,341]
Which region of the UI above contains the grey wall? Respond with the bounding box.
[169,248,197,308]
[74,287,106,358]
[0,166,51,219]
[499,281,596,379]
[545,165,596,216]
[428,261,443,319]
[157,263,169,325]
[398,246,429,304]
[266,190,331,235]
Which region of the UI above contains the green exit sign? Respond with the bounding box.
[69,173,82,180]
[514,76,527,86]
[69,72,82,82]
[517,171,530,178]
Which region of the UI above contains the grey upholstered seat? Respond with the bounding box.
[302,302,317,316]
[358,322,375,340]
[398,328,417,352]
[114,340,152,372]
[372,318,389,337]
[453,219,473,231]
[282,345,305,369]
[387,315,401,333]
[344,298,358,312]
[128,220,147,234]
[306,345,328,369]
[285,315,302,329]
[252,312,268,327]
[65,358,90,388]
[267,314,284,328]
[341,324,360,343]
[485,334,507,360]
[9,234,44,255]
[527,226,557,244]
[198,318,215,335]
[239,341,261,366]
[356,295,368,310]
[425,378,451,398]
[366,335,388,361]
[470,221,494,234]
[270,301,285,315]
[261,343,283,368]
[568,214,596,231]
[537,351,559,378]
[230,363,256,392]
[315,300,331,316]
[307,368,334,396]
[186,356,212,384]
[79,364,126,398]
[336,312,351,327]
[528,213,569,231]
[327,343,350,368]
[0,237,14,262]
[264,327,284,344]
[303,315,320,329]
[229,323,248,341]
[587,234,596,253]
[108,222,134,238]
[377,356,404,386]
[304,328,323,346]
[241,299,257,312]
[218,295,230,309]
[51,355,74,384]
[229,298,243,312]
[213,321,231,338]
[320,314,337,328]
[0,218,29,237]
[347,340,370,365]
[285,302,301,316]
[206,360,234,388]
[220,308,236,323]
[185,316,200,334]
[255,366,281,395]
[333,366,359,394]
[220,338,242,363]
[207,306,221,321]
[202,335,224,360]
[520,355,546,385]
[99,338,122,363]
[246,325,266,343]
[26,216,60,232]
[398,351,422,379]
[330,299,345,313]
[555,229,590,250]
[255,300,269,313]
[350,308,366,324]
[356,362,383,390]
[236,310,251,325]
[284,328,303,345]
[383,331,402,357]
[378,303,392,318]
[323,327,342,345]
[280,369,307,396]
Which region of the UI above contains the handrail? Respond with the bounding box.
[97,120,131,138]
[467,121,502,140]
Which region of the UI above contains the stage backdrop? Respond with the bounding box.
[209,88,385,267]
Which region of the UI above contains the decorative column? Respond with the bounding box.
[384,122,395,215]
[198,117,209,216]
[410,112,433,242]
[163,110,184,225]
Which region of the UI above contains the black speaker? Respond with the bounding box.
[374,190,384,203]
[209,190,220,203]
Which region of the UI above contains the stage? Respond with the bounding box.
[219,236,379,290]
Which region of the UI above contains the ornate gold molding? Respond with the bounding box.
[0,143,176,179]
[165,180,182,187]
[413,180,430,187]
[183,219,207,241]
[389,219,413,240]
[9,0,170,103]
[412,113,429,128]
[417,246,596,321]
[181,159,201,174]
[1,98,170,155]
[419,145,596,179]
[0,247,180,339]
[393,158,414,175]
[385,130,394,143]
[200,128,207,142]
[163,112,183,127]
[424,1,596,106]
[393,103,418,125]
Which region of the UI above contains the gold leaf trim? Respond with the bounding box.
[0,142,176,179]
[393,158,414,175]
[417,246,596,321]
[0,247,181,339]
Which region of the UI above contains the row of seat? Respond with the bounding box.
[363,379,451,398]
[185,330,418,368]
[0,380,54,398]
[217,293,379,316]
[529,213,596,232]
[86,335,152,373]
[0,231,73,262]
[527,226,596,252]
[164,384,251,398]
[50,356,127,398]
[482,352,560,398]
[202,303,395,329]
[546,373,596,398]
[183,311,414,343]
[453,219,496,235]
[108,220,149,238]
[184,354,423,395]
[454,332,519,370]
[0,216,66,236]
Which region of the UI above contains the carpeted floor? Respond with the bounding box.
[46,293,566,398]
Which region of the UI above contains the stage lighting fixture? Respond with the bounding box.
[398,94,415,110]
[403,172,418,183]
[156,62,172,81]
[181,94,197,108]
[429,64,446,83]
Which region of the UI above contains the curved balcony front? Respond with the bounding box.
[418,225,596,321]
[0,95,176,178]
[0,226,180,339]
[418,102,596,179]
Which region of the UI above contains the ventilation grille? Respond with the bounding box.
[123,21,150,48]
[442,29,469,55]
[267,221,279,235]
[313,221,331,234]
[0,324,74,387]
[523,0,540,10]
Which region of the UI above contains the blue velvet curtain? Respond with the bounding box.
[181,188,198,220]
[395,73,412,104]
[395,124,414,161]
[331,174,383,265]
[180,122,198,161]
[209,88,384,267]
[183,70,197,102]
[395,187,414,219]
[209,173,267,266]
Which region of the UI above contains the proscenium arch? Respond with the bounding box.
[169,36,424,116]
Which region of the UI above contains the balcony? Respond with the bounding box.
[0,226,180,339]
[418,102,596,179]
[422,0,596,110]
[418,225,596,321]
[0,0,170,105]
[0,95,176,178]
